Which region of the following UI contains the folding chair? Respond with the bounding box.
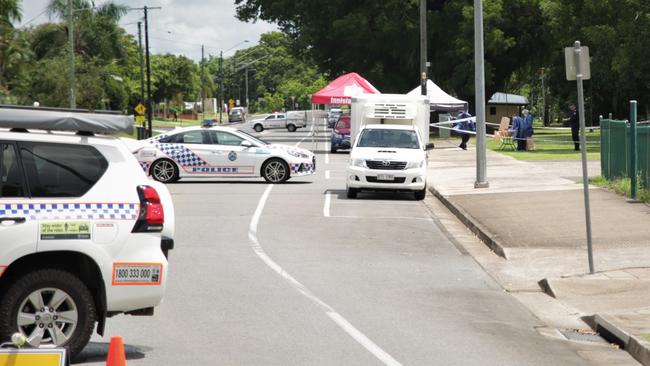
[495,117,516,150]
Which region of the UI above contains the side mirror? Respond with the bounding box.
[240,140,253,148]
[425,143,435,151]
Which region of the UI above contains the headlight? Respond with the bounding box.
[406,160,424,169]
[351,159,366,168]
[288,150,309,159]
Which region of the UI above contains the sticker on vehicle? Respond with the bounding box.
[112,263,163,285]
[40,221,91,240]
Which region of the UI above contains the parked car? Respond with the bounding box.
[228,107,245,123]
[0,106,175,357]
[327,108,342,128]
[330,115,351,153]
[249,112,306,132]
[131,124,315,183]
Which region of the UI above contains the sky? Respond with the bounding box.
[19,0,279,61]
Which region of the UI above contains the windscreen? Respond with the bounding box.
[357,129,419,149]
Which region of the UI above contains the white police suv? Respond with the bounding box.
[0,106,174,357]
[131,124,315,183]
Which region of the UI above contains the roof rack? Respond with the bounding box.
[0,104,134,134]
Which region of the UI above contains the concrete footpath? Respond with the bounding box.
[427,139,650,365]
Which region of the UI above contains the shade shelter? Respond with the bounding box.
[407,79,468,112]
[311,72,380,105]
[486,92,528,125]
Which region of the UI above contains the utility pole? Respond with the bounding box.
[419,0,427,96]
[201,44,205,117]
[67,0,76,108]
[245,67,249,108]
[541,68,548,126]
[138,22,145,105]
[129,6,161,137]
[474,0,489,188]
[219,50,223,123]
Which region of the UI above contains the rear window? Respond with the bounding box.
[335,120,350,129]
[19,142,108,197]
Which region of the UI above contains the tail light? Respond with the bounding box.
[132,185,164,232]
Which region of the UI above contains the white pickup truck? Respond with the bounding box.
[250,111,307,132]
[346,94,433,200]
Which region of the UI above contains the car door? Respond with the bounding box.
[274,114,287,129]
[0,142,38,270]
[160,130,212,176]
[204,130,257,176]
[263,114,277,129]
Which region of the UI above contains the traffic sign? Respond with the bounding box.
[134,103,146,115]
[0,348,68,366]
[564,46,590,81]
[228,99,235,108]
[135,115,145,123]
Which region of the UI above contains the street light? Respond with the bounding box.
[219,40,249,123]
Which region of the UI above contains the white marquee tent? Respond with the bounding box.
[407,79,468,112]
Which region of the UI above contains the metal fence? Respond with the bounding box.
[600,119,650,187]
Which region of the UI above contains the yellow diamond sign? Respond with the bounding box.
[134,103,146,115]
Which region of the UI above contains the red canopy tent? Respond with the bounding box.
[311,72,380,105]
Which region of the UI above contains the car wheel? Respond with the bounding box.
[346,187,358,199]
[0,269,96,358]
[262,158,289,183]
[414,187,426,200]
[150,159,179,183]
[254,124,264,132]
[287,124,297,132]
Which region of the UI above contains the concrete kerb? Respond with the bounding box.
[595,314,650,366]
[427,185,509,259]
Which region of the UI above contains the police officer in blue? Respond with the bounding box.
[454,111,475,150]
[569,104,579,150]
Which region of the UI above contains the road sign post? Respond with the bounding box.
[566,41,594,274]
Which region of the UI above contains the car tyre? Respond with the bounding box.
[414,187,426,200]
[254,124,264,132]
[0,269,96,358]
[287,124,297,132]
[262,158,289,183]
[150,159,179,183]
[346,187,358,199]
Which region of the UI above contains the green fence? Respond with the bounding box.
[600,119,650,187]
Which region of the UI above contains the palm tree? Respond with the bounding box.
[0,0,21,25]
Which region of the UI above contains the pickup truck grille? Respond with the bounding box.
[365,160,407,170]
[367,177,407,183]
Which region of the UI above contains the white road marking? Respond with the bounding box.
[324,191,331,217]
[325,170,331,180]
[249,185,401,366]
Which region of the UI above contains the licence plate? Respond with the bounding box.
[377,174,394,181]
[112,263,162,285]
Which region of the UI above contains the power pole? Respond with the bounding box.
[67,0,76,108]
[201,45,205,116]
[419,0,427,96]
[138,22,145,105]
[219,50,223,123]
[474,0,489,188]
[245,67,249,108]
[129,6,161,137]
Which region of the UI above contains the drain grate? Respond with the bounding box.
[560,329,610,345]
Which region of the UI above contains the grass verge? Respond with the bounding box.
[589,176,650,203]
[487,127,600,161]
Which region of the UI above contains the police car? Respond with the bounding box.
[0,106,174,357]
[131,123,315,183]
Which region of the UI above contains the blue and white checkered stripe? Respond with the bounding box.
[148,137,207,167]
[0,203,140,221]
[289,163,315,174]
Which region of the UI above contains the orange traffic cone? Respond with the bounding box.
[106,336,126,366]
